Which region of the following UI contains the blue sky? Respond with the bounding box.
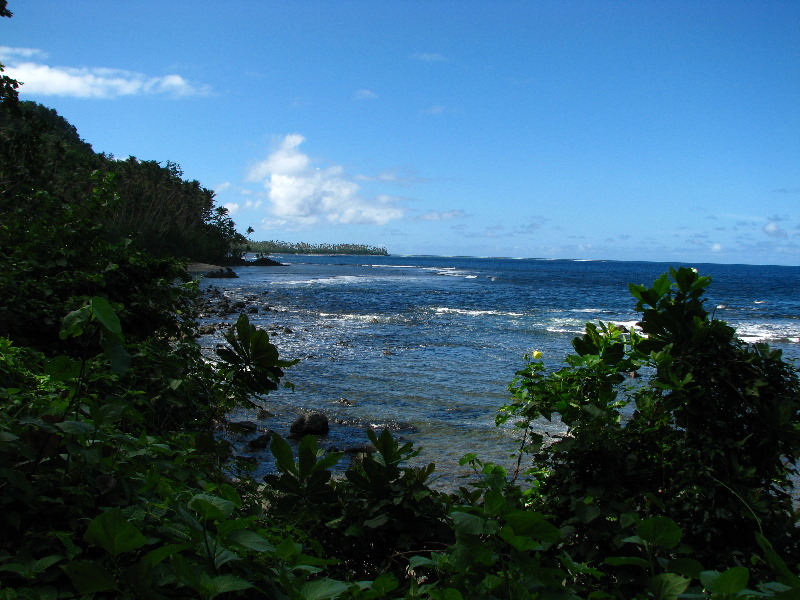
[2,1,799,265]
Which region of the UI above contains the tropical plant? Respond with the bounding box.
[499,267,800,575]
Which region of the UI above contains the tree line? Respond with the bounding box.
[0,100,244,267]
[247,240,388,256]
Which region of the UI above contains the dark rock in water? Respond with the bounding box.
[290,412,329,437]
[247,306,259,314]
[233,300,247,309]
[334,398,354,406]
[227,420,258,434]
[246,433,271,450]
[250,257,285,266]
[256,408,274,419]
[205,268,238,279]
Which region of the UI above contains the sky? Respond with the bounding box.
[2,1,799,265]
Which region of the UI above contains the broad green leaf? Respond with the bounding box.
[142,542,193,568]
[451,511,494,535]
[647,573,690,600]
[503,509,561,543]
[699,570,721,591]
[61,560,117,594]
[59,306,92,340]
[85,508,147,557]
[275,538,302,561]
[667,557,705,579]
[105,341,132,376]
[444,589,464,600]
[32,554,63,574]
[189,493,236,522]
[408,555,437,569]
[206,574,254,599]
[226,529,275,553]
[755,532,800,587]
[55,420,95,436]
[363,513,389,528]
[90,296,124,342]
[500,526,543,551]
[298,435,320,478]
[369,573,399,594]
[637,516,682,549]
[712,567,749,595]
[300,578,350,600]
[44,355,81,381]
[270,434,298,476]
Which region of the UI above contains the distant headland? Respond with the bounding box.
[246,240,388,256]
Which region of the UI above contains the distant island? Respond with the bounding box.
[247,240,388,256]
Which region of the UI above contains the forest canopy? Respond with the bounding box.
[0,99,244,265]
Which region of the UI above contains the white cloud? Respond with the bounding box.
[353,88,378,100]
[763,221,788,238]
[711,243,722,252]
[354,169,428,185]
[246,134,308,181]
[0,46,210,98]
[247,134,405,228]
[417,210,465,221]
[410,52,449,62]
[0,46,47,60]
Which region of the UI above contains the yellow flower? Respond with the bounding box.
[532,350,543,360]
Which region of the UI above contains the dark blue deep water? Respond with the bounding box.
[199,256,800,485]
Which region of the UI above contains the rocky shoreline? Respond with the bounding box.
[195,283,418,475]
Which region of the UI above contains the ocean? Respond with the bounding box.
[199,256,800,487]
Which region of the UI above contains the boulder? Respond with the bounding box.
[290,412,330,437]
[205,268,238,279]
[251,257,285,266]
[246,433,271,450]
[226,420,258,435]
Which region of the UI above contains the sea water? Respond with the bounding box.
[199,256,800,486]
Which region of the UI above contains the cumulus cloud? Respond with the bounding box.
[763,221,788,238]
[246,134,405,228]
[0,46,210,98]
[353,88,378,100]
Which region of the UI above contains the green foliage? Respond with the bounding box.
[217,313,299,403]
[500,266,800,575]
[107,157,246,263]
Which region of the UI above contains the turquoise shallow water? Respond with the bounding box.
[199,256,800,486]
